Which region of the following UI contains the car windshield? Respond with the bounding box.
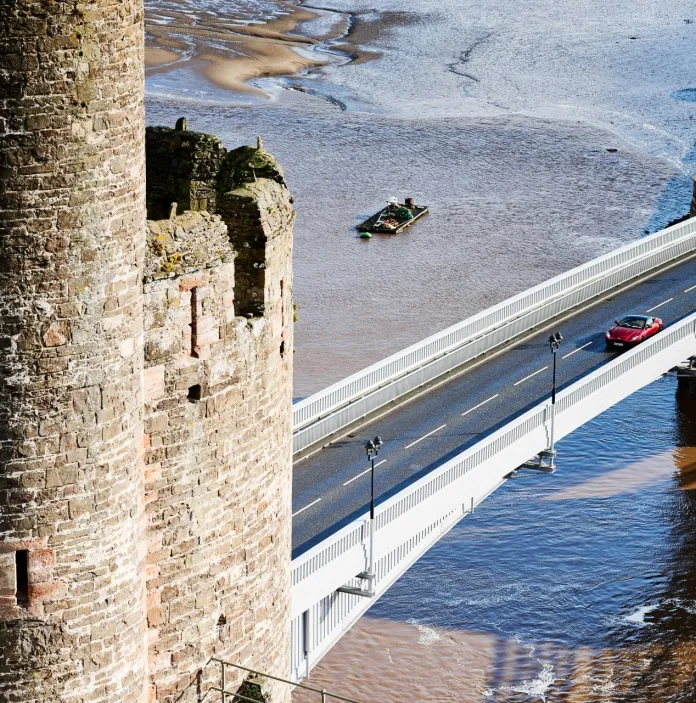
[618,317,647,329]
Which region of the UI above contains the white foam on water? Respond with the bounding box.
[407,619,441,646]
[668,598,696,615]
[483,638,556,701]
[624,603,658,626]
[483,662,556,701]
[589,675,618,698]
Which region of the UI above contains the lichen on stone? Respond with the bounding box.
[145,211,234,281]
[217,145,287,201]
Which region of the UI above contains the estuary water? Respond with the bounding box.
[143,1,696,699]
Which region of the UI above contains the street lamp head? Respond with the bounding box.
[365,439,375,455]
[374,436,383,448]
[549,331,563,351]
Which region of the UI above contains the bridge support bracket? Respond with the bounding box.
[337,585,375,598]
[521,449,556,473]
[337,570,376,598]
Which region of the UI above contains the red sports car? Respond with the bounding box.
[605,315,663,348]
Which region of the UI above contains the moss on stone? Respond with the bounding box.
[234,677,268,703]
[217,145,286,201]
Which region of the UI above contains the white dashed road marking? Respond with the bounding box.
[343,460,387,486]
[292,498,321,517]
[405,424,447,449]
[462,394,499,417]
[513,366,549,386]
[562,341,593,359]
[646,298,673,313]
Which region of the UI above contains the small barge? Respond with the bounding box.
[358,197,429,235]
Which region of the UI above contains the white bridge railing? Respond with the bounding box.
[290,311,696,680]
[293,218,696,454]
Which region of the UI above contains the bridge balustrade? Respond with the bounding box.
[291,312,696,680]
[293,218,696,454]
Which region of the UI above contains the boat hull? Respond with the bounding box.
[357,205,429,234]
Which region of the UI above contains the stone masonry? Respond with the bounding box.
[0,3,294,703]
[142,129,294,703]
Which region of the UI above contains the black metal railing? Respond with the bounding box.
[209,659,360,703]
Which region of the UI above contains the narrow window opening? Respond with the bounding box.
[280,279,285,326]
[16,550,28,607]
[187,384,202,403]
[279,278,286,359]
[190,287,199,357]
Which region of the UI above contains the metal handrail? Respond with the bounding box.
[210,659,360,703]
[292,217,696,452]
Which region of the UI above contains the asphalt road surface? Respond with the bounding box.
[292,256,696,556]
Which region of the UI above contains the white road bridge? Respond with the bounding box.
[288,218,696,681]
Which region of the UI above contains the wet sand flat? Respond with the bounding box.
[145,0,334,94]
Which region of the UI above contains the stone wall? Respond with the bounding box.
[145,125,227,220]
[0,0,148,701]
[142,180,294,702]
[0,1,294,700]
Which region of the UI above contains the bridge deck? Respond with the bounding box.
[293,255,696,555]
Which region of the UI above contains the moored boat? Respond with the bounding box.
[357,197,429,234]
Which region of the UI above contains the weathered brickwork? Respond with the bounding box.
[145,126,227,220]
[0,1,148,701]
[0,2,294,702]
[142,180,293,701]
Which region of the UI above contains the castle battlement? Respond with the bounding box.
[141,123,294,703]
[0,4,293,701]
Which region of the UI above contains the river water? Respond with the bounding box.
[145,0,696,399]
[144,1,696,699]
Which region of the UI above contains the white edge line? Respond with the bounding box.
[513,366,549,386]
[461,394,500,416]
[562,341,593,359]
[342,459,387,486]
[404,423,447,449]
[646,297,673,313]
[684,284,696,293]
[292,498,321,517]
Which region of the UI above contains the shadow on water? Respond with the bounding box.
[610,382,696,702]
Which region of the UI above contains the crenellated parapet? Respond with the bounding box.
[141,126,293,703]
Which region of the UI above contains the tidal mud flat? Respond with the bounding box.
[144,0,406,98]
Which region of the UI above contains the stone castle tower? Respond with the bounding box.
[0,3,293,702]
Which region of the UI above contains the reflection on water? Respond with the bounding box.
[295,376,696,701]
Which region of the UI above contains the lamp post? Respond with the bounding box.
[547,332,563,466]
[364,435,382,587]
